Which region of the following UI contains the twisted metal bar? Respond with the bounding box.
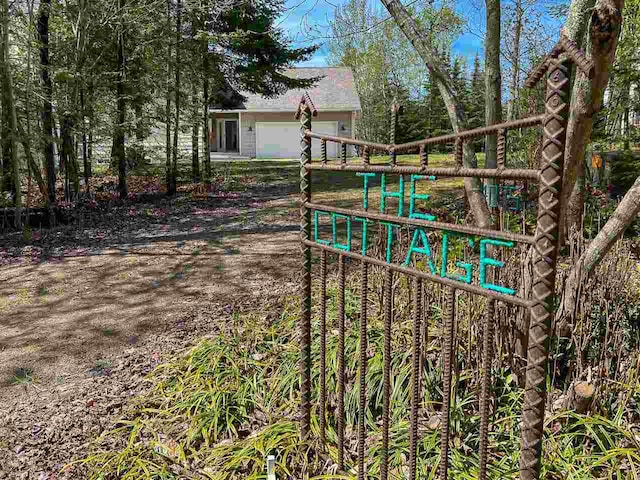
[409,277,423,480]
[519,59,569,480]
[338,254,346,470]
[295,92,318,119]
[524,58,552,89]
[320,250,327,445]
[558,36,595,78]
[497,129,506,170]
[381,268,393,480]
[357,261,368,480]
[305,202,535,245]
[362,146,370,164]
[341,143,347,164]
[304,240,532,308]
[306,163,540,181]
[479,299,495,480]
[393,115,544,152]
[299,102,313,439]
[304,114,544,154]
[420,144,428,167]
[439,287,456,480]
[321,140,327,163]
[524,36,594,88]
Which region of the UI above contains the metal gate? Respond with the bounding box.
[297,37,594,480]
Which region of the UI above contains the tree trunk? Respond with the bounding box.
[484,0,502,169]
[38,0,55,205]
[560,0,624,241]
[16,120,46,201]
[569,381,595,413]
[380,0,492,229]
[191,83,199,182]
[2,0,21,225]
[62,115,79,196]
[484,0,502,214]
[87,84,93,179]
[115,0,127,199]
[0,7,12,197]
[81,87,89,192]
[507,0,523,121]
[134,101,145,169]
[166,0,173,195]
[202,0,211,186]
[169,0,181,196]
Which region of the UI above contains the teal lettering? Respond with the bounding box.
[380,221,399,263]
[314,210,331,245]
[409,174,436,221]
[479,238,515,295]
[357,173,378,210]
[381,174,405,216]
[332,213,352,252]
[404,228,437,274]
[440,233,474,284]
[353,217,372,256]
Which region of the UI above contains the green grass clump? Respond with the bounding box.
[9,367,34,385]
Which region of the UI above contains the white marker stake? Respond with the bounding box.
[267,454,276,480]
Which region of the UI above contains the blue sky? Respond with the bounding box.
[278,0,563,68]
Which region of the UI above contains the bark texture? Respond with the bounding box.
[484,0,502,169]
[2,0,21,224]
[114,0,127,199]
[169,0,182,196]
[561,0,624,239]
[507,0,523,121]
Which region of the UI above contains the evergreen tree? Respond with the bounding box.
[468,53,485,149]
[424,69,450,151]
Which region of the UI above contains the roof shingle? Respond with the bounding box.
[216,67,361,112]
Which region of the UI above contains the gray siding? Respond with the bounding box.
[240,113,256,157]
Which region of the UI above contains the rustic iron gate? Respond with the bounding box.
[298,38,594,480]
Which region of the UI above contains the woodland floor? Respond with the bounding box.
[0,155,463,479]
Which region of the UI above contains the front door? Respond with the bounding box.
[225,120,238,152]
[217,119,238,152]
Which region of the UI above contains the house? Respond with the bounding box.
[209,67,362,159]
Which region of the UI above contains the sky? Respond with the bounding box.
[277,0,564,68]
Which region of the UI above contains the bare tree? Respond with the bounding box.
[379,0,493,229]
[506,0,523,121]
[170,0,182,196]
[166,0,173,194]
[485,0,502,168]
[37,0,55,205]
[1,0,22,226]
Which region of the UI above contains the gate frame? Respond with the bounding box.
[297,37,594,480]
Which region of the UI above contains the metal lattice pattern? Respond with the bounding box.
[520,60,570,480]
[296,40,590,480]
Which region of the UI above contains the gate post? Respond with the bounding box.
[298,98,313,439]
[519,59,569,479]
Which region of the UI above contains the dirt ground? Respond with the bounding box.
[0,163,306,479]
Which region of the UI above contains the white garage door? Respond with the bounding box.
[256,121,338,159]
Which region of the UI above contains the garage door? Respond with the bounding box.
[256,121,338,159]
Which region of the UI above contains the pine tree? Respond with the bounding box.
[424,70,450,151]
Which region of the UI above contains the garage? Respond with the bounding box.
[255,121,338,159]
